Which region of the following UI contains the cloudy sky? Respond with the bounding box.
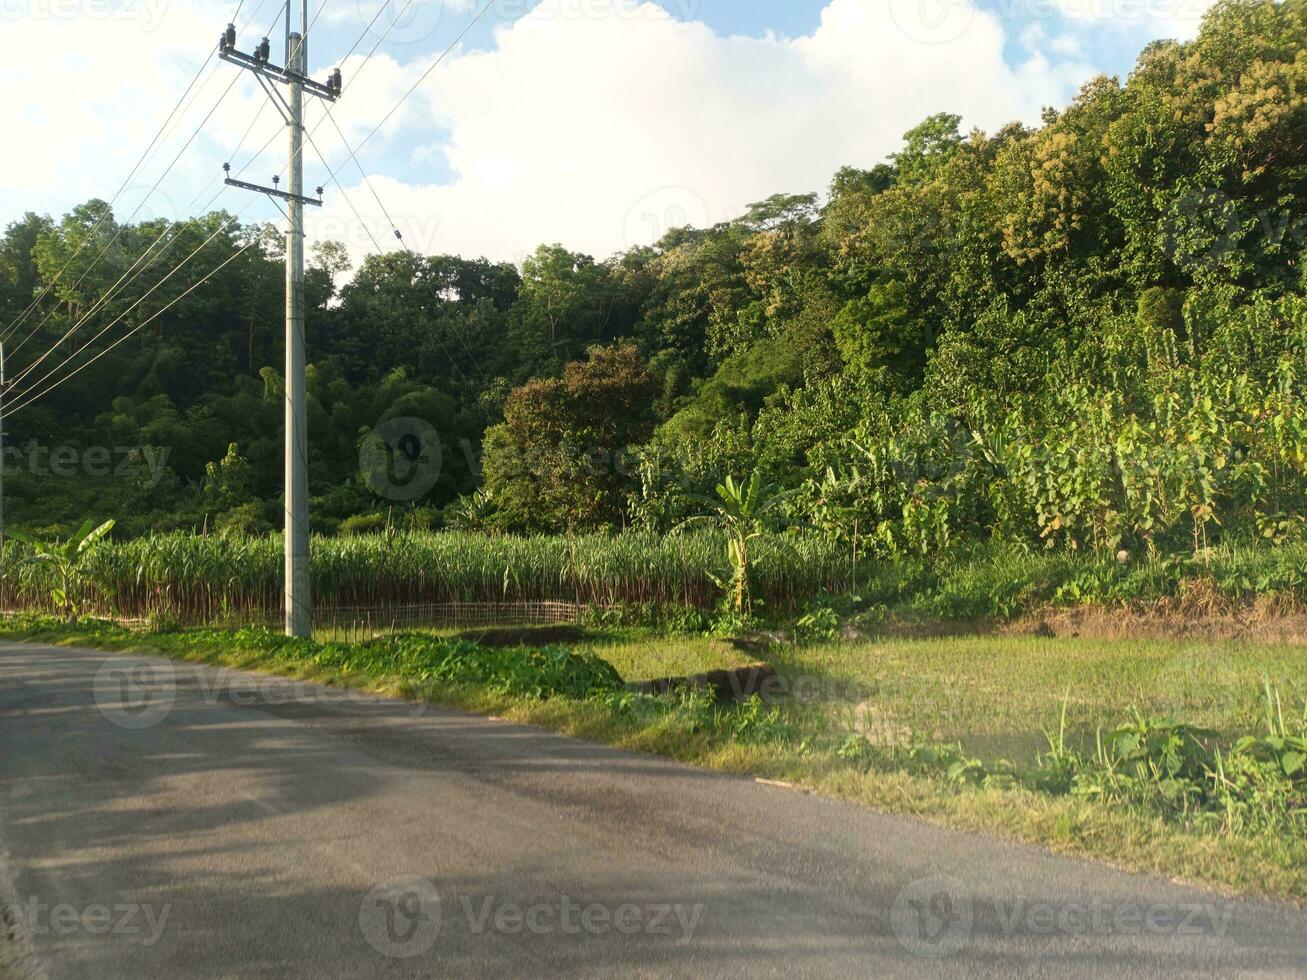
[1,0,1213,267]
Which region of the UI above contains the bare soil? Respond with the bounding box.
[1003,592,1307,644]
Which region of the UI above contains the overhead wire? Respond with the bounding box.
[1,198,257,418]
[312,115,487,382]
[4,0,476,414]
[2,7,309,385]
[0,50,218,344]
[303,123,480,387]
[4,146,272,394]
[2,238,259,420]
[4,62,292,395]
[3,68,244,362]
[350,0,497,159]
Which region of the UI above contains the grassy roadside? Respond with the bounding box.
[1,616,1304,905]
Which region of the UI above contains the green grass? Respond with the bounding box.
[776,635,1307,751]
[571,631,748,680]
[1,615,1303,904]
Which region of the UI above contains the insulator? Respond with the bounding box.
[223,23,236,51]
[222,162,231,174]
[329,69,342,95]
[257,37,270,62]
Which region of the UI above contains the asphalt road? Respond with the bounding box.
[0,641,1303,979]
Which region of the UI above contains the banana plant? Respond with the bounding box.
[681,473,789,615]
[9,519,116,622]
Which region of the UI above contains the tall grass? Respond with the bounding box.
[0,530,859,622]
[3,531,1304,626]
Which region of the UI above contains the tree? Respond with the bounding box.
[891,113,963,186]
[832,280,931,394]
[511,245,624,372]
[481,345,658,530]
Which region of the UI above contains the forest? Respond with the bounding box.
[2,0,1304,562]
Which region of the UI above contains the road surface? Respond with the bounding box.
[0,640,1303,978]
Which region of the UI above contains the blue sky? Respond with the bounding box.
[3,0,1212,263]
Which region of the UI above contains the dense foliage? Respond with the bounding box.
[2,1,1304,561]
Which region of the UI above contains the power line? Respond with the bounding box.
[2,0,402,353]
[2,203,249,409]
[311,115,488,382]
[351,0,497,159]
[239,0,274,33]
[2,68,244,362]
[0,51,218,344]
[3,57,229,349]
[340,0,413,66]
[4,178,242,392]
[2,240,258,421]
[6,90,288,393]
[299,0,509,381]
[2,202,254,415]
[305,125,479,387]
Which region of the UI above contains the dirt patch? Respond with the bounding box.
[846,592,1307,644]
[720,631,787,654]
[456,625,591,647]
[1004,594,1307,644]
[627,663,781,704]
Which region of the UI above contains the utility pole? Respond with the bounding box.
[1,342,6,598]
[216,9,341,637]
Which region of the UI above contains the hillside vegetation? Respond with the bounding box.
[0,0,1302,570]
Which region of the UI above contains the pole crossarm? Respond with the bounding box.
[218,45,339,103]
[223,175,323,207]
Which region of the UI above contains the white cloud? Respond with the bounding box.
[0,2,216,220]
[1049,0,1214,40]
[308,0,1093,265]
[2,0,1097,266]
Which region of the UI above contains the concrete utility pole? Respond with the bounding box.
[1,342,6,584]
[216,7,341,637]
[283,18,310,640]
